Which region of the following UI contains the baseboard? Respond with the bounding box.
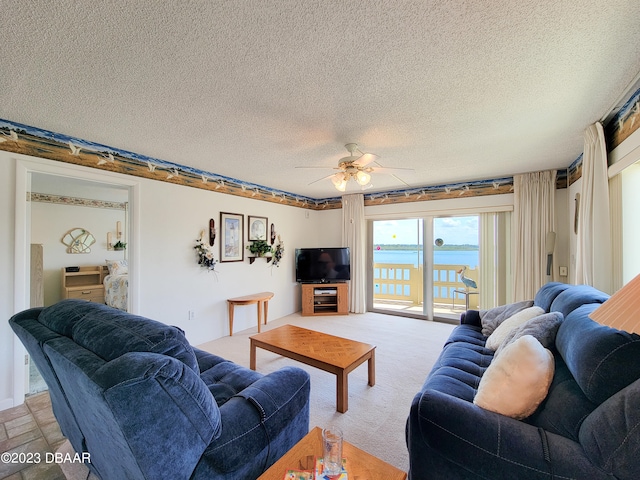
[0,396,18,412]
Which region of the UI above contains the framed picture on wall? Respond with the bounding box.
[248,215,268,241]
[220,212,244,262]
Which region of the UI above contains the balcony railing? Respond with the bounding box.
[373,263,479,310]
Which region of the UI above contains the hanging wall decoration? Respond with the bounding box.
[209,218,216,246]
[195,229,217,272]
[220,212,244,262]
[62,228,96,254]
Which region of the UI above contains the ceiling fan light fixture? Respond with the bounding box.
[356,170,371,186]
[331,173,348,191]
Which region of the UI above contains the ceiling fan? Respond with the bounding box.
[297,143,414,192]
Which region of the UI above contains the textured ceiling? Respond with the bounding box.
[2,0,640,199]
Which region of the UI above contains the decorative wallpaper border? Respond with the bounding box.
[606,87,640,151]
[4,105,629,210]
[29,192,127,210]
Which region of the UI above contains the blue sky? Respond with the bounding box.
[373,216,479,245]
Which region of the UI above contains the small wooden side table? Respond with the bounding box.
[258,426,406,480]
[227,292,274,336]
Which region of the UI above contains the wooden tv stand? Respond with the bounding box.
[301,283,348,316]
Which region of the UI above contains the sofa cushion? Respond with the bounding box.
[556,303,640,405]
[494,311,563,357]
[443,323,487,348]
[485,306,545,350]
[200,360,263,407]
[526,354,597,441]
[533,281,572,311]
[474,335,554,419]
[40,299,199,373]
[579,378,640,480]
[479,300,534,336]
[550,285,609,317]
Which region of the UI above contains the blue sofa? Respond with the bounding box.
[10,299,311,480]
[406,282,640,480]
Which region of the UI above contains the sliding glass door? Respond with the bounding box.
[372,219,424,315]
[433,216,479,319]
[371,215,485,321]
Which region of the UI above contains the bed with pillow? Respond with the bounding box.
[406,282,640,480]
[104,260,128,311]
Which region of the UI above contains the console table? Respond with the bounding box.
[227,292,274,336]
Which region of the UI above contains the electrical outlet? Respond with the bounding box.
[188,310,195,320]
[559,266,568,277]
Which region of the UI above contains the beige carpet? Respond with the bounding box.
[198,311,455,473]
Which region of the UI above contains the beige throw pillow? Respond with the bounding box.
[474,335,555,419]
[485,306,545,351]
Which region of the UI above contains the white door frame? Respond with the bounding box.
[13,155,140,406]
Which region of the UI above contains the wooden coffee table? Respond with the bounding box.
[249,324,375,413]
[257,426,406,480]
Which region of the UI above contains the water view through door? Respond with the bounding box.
[372,216,479,320]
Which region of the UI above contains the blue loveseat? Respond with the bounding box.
[10,299,311,480]
[406,282,640,479]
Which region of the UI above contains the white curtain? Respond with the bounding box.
[479,212,497,309]
[576,122,612,293]
[513,170,556,301]
[342,194,366,313]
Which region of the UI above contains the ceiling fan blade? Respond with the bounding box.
[295,166,339,169]
[390,173,411,187]
[353,153,378,168]
[370,166,415,173]
[307,173,336,185]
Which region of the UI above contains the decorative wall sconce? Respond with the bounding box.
[107,221,124,251]
[209,218,216,246]
[270,223,277,245]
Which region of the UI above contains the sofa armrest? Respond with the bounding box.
[407,389,610,480]
[197,366,310,477]
[459,309,481,327]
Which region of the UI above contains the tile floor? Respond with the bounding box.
[0,392,67,480]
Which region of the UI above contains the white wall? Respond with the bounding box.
[0,152,339,409]
[554,187,570,283]
[134,178,341,343]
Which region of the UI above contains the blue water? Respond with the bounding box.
[373,249,478,268]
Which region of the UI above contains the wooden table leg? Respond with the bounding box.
[250,339,257,370]
[336,369,348,413]
[228,302,234,336]
[368,350,376,386]
[263,300,269,326]
[257,301,263,333]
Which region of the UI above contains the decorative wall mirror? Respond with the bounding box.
[62,228,96,253]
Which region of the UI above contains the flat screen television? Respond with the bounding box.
[295,247,350,283]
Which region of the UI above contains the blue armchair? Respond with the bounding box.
[10,299,310,479]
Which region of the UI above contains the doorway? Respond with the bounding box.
[14,157,139,404]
